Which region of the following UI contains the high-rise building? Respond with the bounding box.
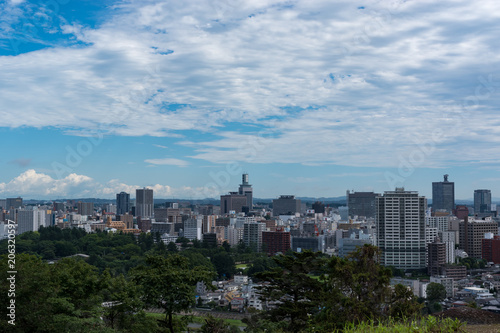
[262,228,291,255]
[184,216,203,241]
[312,201,325,214]
[238,173,253,210]
[220,192,247,215]
[272,195,301,216]
[426,216,450,231]
[376,188,427,270]
[432,174,455,213]
[474,189,491,214]
[482,234,500,264]
[136,188,153,218]
[17,209,49,234]
[459,216,498,258]
[77,202,94,216]
[427,237,446,276]
[116,192,130,215]
[347,191,379,218]
[202,215,217,234]
[6,197,23,210]
[243,222,266,252]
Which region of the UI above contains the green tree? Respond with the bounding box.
[318,244,394,330]
[132,254,215,333]
[167,241,178,252]
[426,282,447,303]
[212,252,236,279]
[0,254,110,333]
[200,315,240,333]
[388,284,423,319]
[255,251,325,333]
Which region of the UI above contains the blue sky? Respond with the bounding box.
[1,0,500,200]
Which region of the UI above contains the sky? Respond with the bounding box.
[1,0,500,200]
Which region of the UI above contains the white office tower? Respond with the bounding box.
[376,188,427,270]
[17,209,48,234]
[183,217,202,241]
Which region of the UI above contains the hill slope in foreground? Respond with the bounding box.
[436,307,500,333]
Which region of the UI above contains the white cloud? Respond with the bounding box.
[1,0,500,168]
[0,170,216,199]
[144,157,190,167]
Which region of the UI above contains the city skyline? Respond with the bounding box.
[2,1,500,199]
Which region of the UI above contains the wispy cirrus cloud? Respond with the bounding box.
[144,157,190,167]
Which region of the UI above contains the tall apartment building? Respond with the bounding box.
[474,189,491,214]
[459,216,498,258]
[136,188,153,218]
[183,217,202,241]
[482,234,500,264]
[17,209,49,234]
[426,215,450,231]
[428,238,446,276]
[273,195,301,216]
[262,228,291,255]
[202,215,217,234]
[347,191,379,218]
[243,222,266,252]
[77,202,94,216]
[116,192,130,215]
[439,230,456,264]
[432,174,455,213]
[376,188,427,270]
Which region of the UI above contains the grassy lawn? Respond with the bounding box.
[236,264,247,269]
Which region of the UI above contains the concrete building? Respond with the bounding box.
[243,222,266,252]
[439,230,456,264]
[17,209,49,234]
[428,238,446,276]
[6,197,23,209]
[262,228,291,255]
[291,234,334,253]
[116,192,130,215]
[426,216,450,231]
[227,226,243,246]
[459,216,498,258]
[202,215,217,234]
[273,195,301,216]
[220,192,247,215]
[482,234,500,264]
[238,173,253,210]
[390,278,420,297]
[430,276,454,298]
[347,191,379,218]
[312,201,325,214]
[376,188,427,270]
[454,205,469,219]
[77,202,94,216]
[136,188,153,218]
[432,174,455,213]
[474,189,492,214]
[338,230,374,257]
[184,217,202,241]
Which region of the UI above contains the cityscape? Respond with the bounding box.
[2,0,500,332]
